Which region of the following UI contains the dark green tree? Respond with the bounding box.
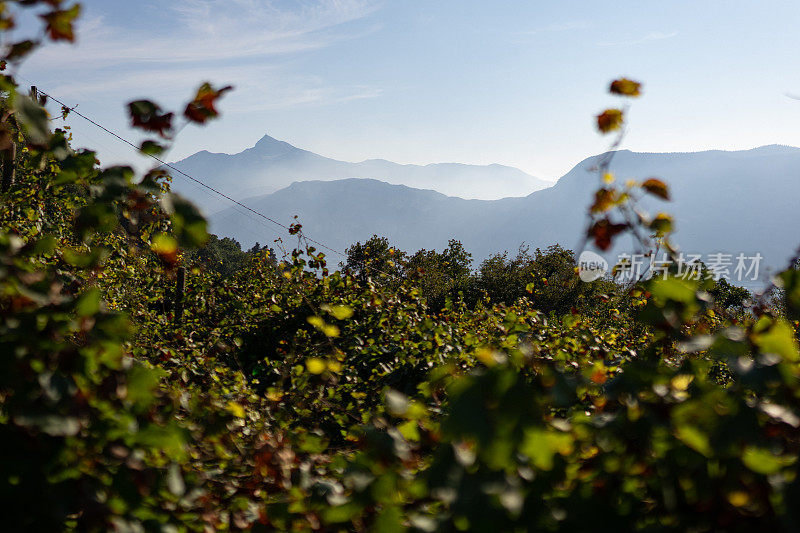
[343,234,407,283]
[405,239,474,310]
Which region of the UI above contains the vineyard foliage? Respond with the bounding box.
[2,2,800,531]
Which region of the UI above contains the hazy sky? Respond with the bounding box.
[15,0,800,182]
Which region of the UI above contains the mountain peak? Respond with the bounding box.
[252,134,303,156]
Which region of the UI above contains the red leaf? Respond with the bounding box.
[184,83,233,124]
[596,109,624,134]
[128,100,174,138]
[588,219,627,251]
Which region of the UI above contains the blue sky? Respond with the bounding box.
[15,0,800,183]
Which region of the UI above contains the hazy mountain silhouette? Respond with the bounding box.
[209,145,800,284]
[168,134,552,211]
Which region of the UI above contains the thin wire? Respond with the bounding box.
[27,84,401,281]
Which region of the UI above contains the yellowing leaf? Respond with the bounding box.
[266,388,284,402]
[325,304,354,320]
[306,357,327,374]
[609,78,642,97]
[307,316,325,328]
[590,188,616,214]
[641,178,671,201]
[398,420,421,441]
[307,316,340,337]
[475,347,499,367]
[151,233,178,255]
[40,4,81,42]
[671,374,694,391]
[728,491,749,507]
[226,401,246,418]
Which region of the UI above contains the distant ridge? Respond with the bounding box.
[209,144,800,284]
[169,134,553,213]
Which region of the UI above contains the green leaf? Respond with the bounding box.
[520,428,572,470]
[649,213,674,235]
[163,194,208,248]
[323,502,363,524]
[741,446,792,475]
[30,236,57,256]
[752,318,800,362]
[126,364,164,409]
[398,420,421,441]
[777,268,800,318]
[140,140,166,156]
[14,93,49,145]
[135,422,187,459]
[649,277,698,305]
[75,288,102,317]
[374,505,404,533]
[675,425,712,457]
[55,150,98,184]
[75,203,118,237]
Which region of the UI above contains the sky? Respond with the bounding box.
[12,0,800,184]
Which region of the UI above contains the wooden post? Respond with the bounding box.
[30,86,46,107]
[174,267,186,323]
[1,142,15,193]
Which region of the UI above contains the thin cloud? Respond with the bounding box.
[35,61,381,113]
[508,21,590,44]
[517,20,591,36]
[29,1,381,67]
[597,31,679,47]
[19,1,383,112]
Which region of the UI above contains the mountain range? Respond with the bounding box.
[168,134,553,211]
[195,142,800,287]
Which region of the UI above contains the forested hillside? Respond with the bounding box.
[3,3,800,532]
